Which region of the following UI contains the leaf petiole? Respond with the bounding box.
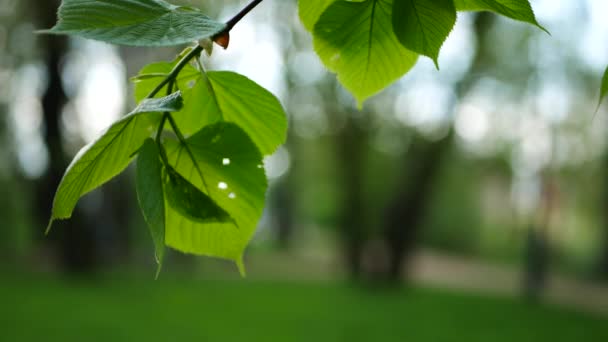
[146,46,203,99]
[144,0,266,100]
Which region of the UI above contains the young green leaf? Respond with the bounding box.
[39,0,227,47]
[598,65,608,112]
[454,0,547,32]
[298,0,337,32]
[133,59,200,102]
[163,123,267,273]
[136,139,166,276]
[393,0,456,68]
[164,164,234,224]
[313,0,419,107]
[47,92,183,233]
[175,71,287,155]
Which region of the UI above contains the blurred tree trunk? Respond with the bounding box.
[269,8,300,250]
[381,12,495,283]
[384,133,453,282]
[523,226,549,300]
[34,0,98,273]
[523,173,556,300]
[96,176,134,263]
[335,114,369,280]
[271,155,296,250]
[598,153,608,280]
[600,227,608,280]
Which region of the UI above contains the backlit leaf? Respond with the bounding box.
[40,0,227,47]
[313,0,418,106]
[598,65,608,111]
[164,164,234,224]
[454,0,546,31]
[136,139,166,275]
[393,0,456,67]
[47,92,183,233]
[132,57,201,102]
[163,123,266,273]
[298,0,337,32]
[175,71,287,155]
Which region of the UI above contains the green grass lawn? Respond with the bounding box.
[1,272,606,341]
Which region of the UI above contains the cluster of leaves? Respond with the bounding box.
[299,0,546,106]
[41,0,606,275]
[43,0,287,275]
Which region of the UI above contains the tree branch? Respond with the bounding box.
[224,0,264,32]
[145,0,266,100]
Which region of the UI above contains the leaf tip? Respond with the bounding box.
[236,258,246,278]
[355,98,365,111]
[154,247,165,280]
[155,262,163,280]
[34,29,52,35]
[45,219,54,236]
[593,98,604,121]
[432,56,440,70]
[538,24,551,36]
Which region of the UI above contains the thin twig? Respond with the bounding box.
[224,0,264,32]
[144,0,266,100]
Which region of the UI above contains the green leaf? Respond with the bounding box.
[40,0,227,47]
[454,0,546,31]
[313,0,419,107]
[136,139,166,276]
[47,92,183,233]
[163,122,267,273]
[164,164,234,224]
[175,71,287,155]
[134,64,287,156]
[598,66,608,112]
[298,0,337,32]
[393,0,456,68]
[132,54,201,102]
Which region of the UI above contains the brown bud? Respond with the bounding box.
[213,32,230,50]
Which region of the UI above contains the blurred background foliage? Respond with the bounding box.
[1,0,607,340]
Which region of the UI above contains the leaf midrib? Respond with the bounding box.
[366,0,379,75]
[410,0,430,54]
[60,11,181,30]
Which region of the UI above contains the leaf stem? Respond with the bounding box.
[224,0,265,32]
[156,114,170,166]
[144,0,265,100]
[145,46,202,99]
[155,78,175,167]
